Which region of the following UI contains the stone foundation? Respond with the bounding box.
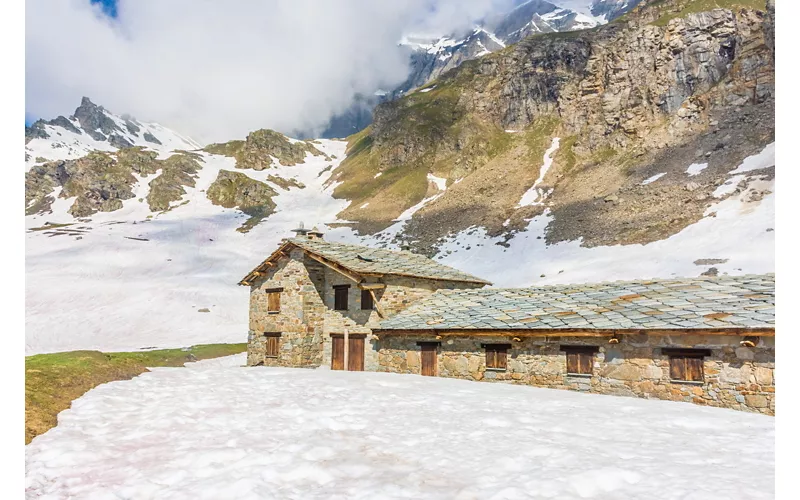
[377,334,775,415]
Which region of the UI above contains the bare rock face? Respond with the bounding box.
[333,0,774,253]
[206,169,278,232]
[72,97,122,141]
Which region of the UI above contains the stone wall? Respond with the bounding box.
[317,273,483,371]
[247,247,484,370]
[247,247,325,367]
[376,333,775,414]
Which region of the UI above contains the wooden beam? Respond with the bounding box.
[368,289,386,318]
[304,251,363,284]
[358,283,386,290]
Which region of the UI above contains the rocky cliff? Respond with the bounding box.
[331,0,774,255]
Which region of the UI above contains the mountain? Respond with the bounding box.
[25,0,774,355]
[317,0,643,138]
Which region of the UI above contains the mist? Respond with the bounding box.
[26,0,510,144]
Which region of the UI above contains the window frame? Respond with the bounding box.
[264,287,283,314]
[360,289,374,310]
[560,345,599,377]
[333,284,350,311]
[481,343,510,371]
[264,332,281,358]
[663,348,710,384]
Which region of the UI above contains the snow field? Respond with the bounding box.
[25,354,775,499]
[25,140,349,354]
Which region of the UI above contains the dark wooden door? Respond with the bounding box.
[348,337,365,371]
[420,343,437,376]
[331,336,344,370]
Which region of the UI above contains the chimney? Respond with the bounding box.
[307,226,325,240]
[290,221,310,238]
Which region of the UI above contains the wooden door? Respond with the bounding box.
[348,337,365,371]
[331,336,344,370]
[420,343,437,376]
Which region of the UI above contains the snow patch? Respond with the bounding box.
[641,172,666,185]
[729,142,775,174]
[686,163,709,176]
[517,137,560,207]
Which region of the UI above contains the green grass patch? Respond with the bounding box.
[25,343,246,444]
[649,0,767,26]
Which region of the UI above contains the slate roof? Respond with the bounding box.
[377,274,775,331]
[241,238,491,285]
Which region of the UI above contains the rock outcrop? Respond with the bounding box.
[332,0,774,254]
[204,129,324,170]
[206,170,279,232]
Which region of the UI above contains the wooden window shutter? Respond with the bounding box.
[334,285,349,310]
[361,289,374,310]
[267,292,280,313]
[482,344,509,370]
[566,352,580,374]
[264,333,281,357]
[664,348,708,382]
[561,346,598,375]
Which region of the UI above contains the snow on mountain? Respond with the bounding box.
[25,97,772,355]
[25,97,199,169]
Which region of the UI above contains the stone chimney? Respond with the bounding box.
[307,226,325,240]
[290,221,310,237]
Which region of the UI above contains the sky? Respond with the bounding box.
[26,0,514,143]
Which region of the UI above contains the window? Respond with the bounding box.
[264,287,283,314]
[482,343,510,371]
[361,289,374,310]
[264,333,281,358]
[333,285,349,310]
[560,346,599,376]
[663,348,710,383]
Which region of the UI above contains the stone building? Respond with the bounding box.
[240,230,775,414]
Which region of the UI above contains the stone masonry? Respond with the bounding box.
[376,333,775,415]
[247,247,482,369]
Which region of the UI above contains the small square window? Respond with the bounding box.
[361,289,374,310]
[482,344,510,371]
[561,346,598,376]
[663,348,709,383]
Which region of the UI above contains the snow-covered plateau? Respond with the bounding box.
[25,353,775,499]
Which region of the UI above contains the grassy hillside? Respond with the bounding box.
[26,344,246,444]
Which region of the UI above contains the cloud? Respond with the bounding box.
[26,0,508,143]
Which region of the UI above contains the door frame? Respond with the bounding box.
[417,341,441,377]
[331,333,367,371]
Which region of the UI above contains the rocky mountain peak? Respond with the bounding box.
[72,96,122,141]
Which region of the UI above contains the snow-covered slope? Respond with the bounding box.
[26,121,774,355]
[26,354,775,498]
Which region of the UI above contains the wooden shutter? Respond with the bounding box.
[669,356,685,381]
[482,344,509,370]
[334,285,349,310]
[267,292,280,312]
[348,337,365,371]
[331,336,344,370]
[561,346,598,375]
[420,343,438,376]
[264,333,280,357]
[566,351,580,374]
[361,289,374,310]
[664,348,709,382]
